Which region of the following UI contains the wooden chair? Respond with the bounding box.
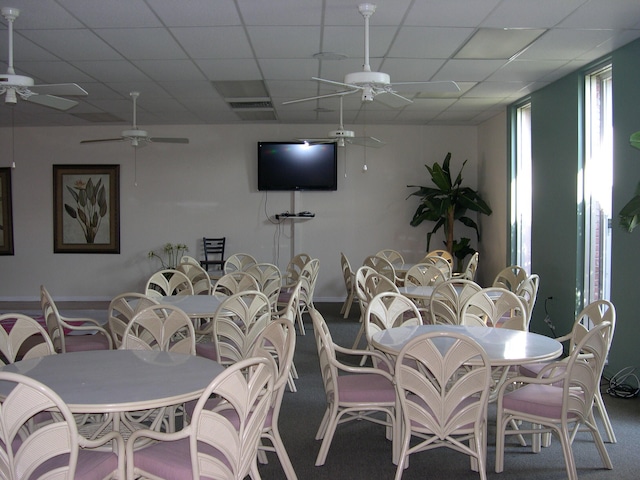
[200,236,226,273]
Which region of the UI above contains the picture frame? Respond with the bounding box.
[53,164,120,254]
[0,167,14,255]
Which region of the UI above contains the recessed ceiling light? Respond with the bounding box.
[313,52,348,60]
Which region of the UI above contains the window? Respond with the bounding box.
[510,102,532,272]
[583,65,613,306]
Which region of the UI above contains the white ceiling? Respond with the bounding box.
[1,0,640,128]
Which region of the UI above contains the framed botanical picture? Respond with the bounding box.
[0,167,14,255]
[53,164,120,254]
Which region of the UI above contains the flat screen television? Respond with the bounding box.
[257,142,337,191]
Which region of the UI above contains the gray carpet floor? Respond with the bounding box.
[256,303,639,480]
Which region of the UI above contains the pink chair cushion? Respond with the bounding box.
[32,450,119,479]
[63,334,111,352]
[519,362,547,378]
[502,383,582,419]
[195,342,218,361]
[337,373,396,403]
[0,316,84,335]
[133,436,230,479]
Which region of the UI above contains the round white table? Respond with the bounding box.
[159,295,223,319]
[0,349,224,414]
[371,324,562,366]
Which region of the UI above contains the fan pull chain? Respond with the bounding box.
[362,103,368,172]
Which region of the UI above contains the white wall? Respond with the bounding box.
[0,121,491,302]
[476,111,508,287]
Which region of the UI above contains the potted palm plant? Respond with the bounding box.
[407,152,492,271]
[619,131,640,232]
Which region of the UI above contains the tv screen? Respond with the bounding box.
[257,142,337,191]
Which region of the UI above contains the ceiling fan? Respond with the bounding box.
[80,91,189,147]
[296,94,384,148]
[1,7,88,110]
[283,3,459,108]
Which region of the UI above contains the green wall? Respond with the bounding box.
[523,37,640,377]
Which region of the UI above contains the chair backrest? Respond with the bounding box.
[363,255,397,284]
[121,304,196,354]
[108,292,159,348]
[213,271,260,297]
[429,279,482,325]
[394,331,491,445]
[177,261,212,295]
[0,313,55,364]
[245,263,282,312]
[515,273,539,323]
[283,253,312,285]
[180,255,201,266]
[188,356,274,480]
[0,371,122,480]
[276,280,302,324]
[492,265,528,292]
[375,249,405,264]
[309,309,339,403]
[404,262,448,287]
[563,321,612,420]
[201,237,226,271]
[460,287,528,330]
[224,253,258,274]
[145,269,194,298]
[355,266,399,318]
[460,251,479,280]
[422,249,454,266]
[570,299,616,353]
[298,258,320,310]
[250,318,296,414]
[421,255,453,278]
[340,252,354,296]
[40,284,66,353]
[213,291,272,366]
[364,292,423,344]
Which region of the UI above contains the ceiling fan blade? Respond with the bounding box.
[391,80,461,94]
[374,91,412,108]
[282,89,358,105]
[149,137,189,144]
[29,83,88,96]
[25,94,79,111]
[80,138,125,144]
[348,136,385,148]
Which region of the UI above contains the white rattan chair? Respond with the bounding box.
[145,269,194,298]
[126,356,275,480]
[495,321,613,479]
[492,265,528,292]
[107,292,159,348]
[310,308,397,467]
[394,331,492,480]
[460,287,528,330]
[375,249,405,264]
[121,304,196,354]
[0,371,125,480]
[0,313,55,364]
[364,254,402,286]
[339,252,357,318]
[429,279,483,325]
[223,252,258,274]
[41,285,112,353]
[177,260,212,295]
[245,262,282,313]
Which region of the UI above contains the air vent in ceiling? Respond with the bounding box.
[227,98,273,109]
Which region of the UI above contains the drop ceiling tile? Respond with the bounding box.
[404,0,501,27]
[71,60,151,82]
[433,59,507,82]
[134,59,206,82]
[258,59,320,81]
[389,27,475,59]
[57,0,162,28]
[194,59,262,81]
[379,58,447,82]
[16,60,96,84]
[481,0,587,28]
[247,26,321,58]
[519,29,616,61]
[489,59,569,82]
[96,28,188,60]
[559,0,640,29]
[170,27,254,59]
[146,0,241,27]
[238,0,322,25]
[20,30,123,61]
[321,26,397,59]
